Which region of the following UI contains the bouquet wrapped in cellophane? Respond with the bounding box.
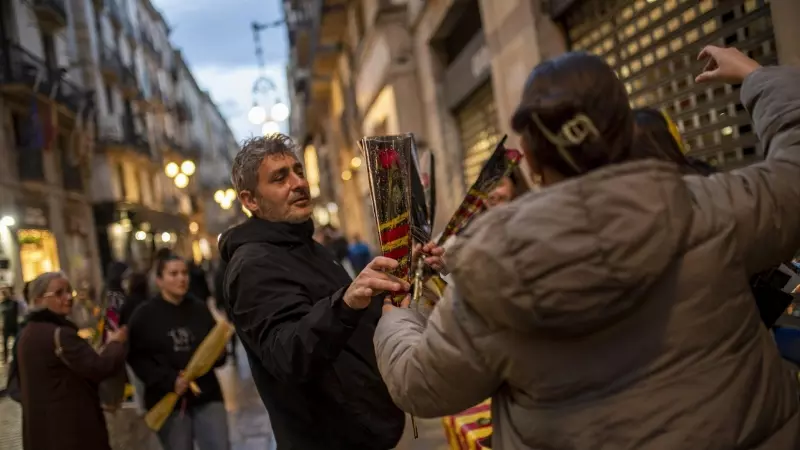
[425,137,523,297]
[144,320,235,431]
[360,134,414,307]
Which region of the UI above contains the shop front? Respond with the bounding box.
[558,0,777,169]
[93,201,190,275]
[16,202,60,283]
[443,30,503,189]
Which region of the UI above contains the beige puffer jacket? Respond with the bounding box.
[374,67,800,449]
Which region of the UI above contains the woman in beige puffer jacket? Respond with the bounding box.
[375,47,800,449]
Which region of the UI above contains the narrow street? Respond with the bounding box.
[0,342,449,449]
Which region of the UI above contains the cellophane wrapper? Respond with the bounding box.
[437,142,523,245]
[144,320,234,431]
[360,134,414,306]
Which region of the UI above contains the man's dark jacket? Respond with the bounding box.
[219,217,405,449]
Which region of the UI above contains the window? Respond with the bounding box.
[41,32,57,71]
[105,83,114,113]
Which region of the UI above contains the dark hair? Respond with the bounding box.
[511,52,633,177]
[155,254,185,278]
[632,108,716,176]
[105,261,129,292]
[126,271,149,299]
[232,134,299,194]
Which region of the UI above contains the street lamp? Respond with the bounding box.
[0,216,15,227]
[262,121,280,135]
[165,160,196,189]
[248,76,289,135]
[214,188,237,210]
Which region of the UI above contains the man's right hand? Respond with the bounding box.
[343,257,410,310]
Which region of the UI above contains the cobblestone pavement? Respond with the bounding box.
[0,342,450,449]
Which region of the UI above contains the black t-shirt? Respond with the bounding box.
[127,295,225,410]
[1,298,20,332]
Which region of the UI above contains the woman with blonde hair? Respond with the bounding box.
[376,46,800,448]
[16,271,128,450]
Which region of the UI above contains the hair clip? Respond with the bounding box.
[530,113,600,174]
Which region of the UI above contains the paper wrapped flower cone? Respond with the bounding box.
[360,134,414,306]
[144,320,234,431]
[423,138,523,299]
[437,136,523,244]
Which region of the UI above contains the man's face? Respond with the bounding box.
[241,153,313,223]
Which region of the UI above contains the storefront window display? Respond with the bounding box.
[18,229,61,282]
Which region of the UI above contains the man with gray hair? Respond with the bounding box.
[218,134,407,449]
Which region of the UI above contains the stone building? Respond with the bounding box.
[288,0,800,244]
[0,0,101,294]
[0,0,241,296]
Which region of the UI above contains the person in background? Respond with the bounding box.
[631,107,716,175]
[1,285,21,364]
[128,254,229,450]
[119,271,149,327]
[219,134,407,449]
[149,247,174,295]
[17,271,127,450]
[633,107,797,329]
[187,259,212,304]
[485,169,529,209]
[104,261,129,332]
[375,47,800,448]
[347,235,372,273]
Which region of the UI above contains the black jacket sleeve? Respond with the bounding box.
[231,258,364,383]
[126,308,179,393]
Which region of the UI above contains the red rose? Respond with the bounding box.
[379,148,399,169]
[505,148,522,163]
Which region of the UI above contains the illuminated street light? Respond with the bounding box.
[165,162,180,178]
[225,189,236,201]
[181,160,196,176]
[270,102,289,122]
[174,173,189,188]
[248,105,267,124]
[220,199,233,210]
[341,170,352,181]
[134,231,147,241]
[262,121,280,135]
[0,216,15,227]
[214,190,225,203]
[161,232,171,242]
[350,156,362,169]
[189,222,199,234]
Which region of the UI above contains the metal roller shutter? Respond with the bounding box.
[455,82,502,187]
[564,0,777,169]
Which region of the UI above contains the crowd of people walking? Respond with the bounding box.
[2,44,800,450]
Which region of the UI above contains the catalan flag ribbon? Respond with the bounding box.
[360,134,414,306]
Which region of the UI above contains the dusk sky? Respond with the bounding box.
[153,0,290,142]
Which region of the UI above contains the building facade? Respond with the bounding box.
[0,0,241,296]
[289,0,800,245]
[0,0,101,295]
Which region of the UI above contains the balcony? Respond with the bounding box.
[100,47,123,83]
[62,152,85,192]
[107,0,124,30]
[140,31,161,61]
[0,43,88,114]
[120,65,140,99]
[32,0,68,32]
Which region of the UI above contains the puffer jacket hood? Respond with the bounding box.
[449,160,693,336]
